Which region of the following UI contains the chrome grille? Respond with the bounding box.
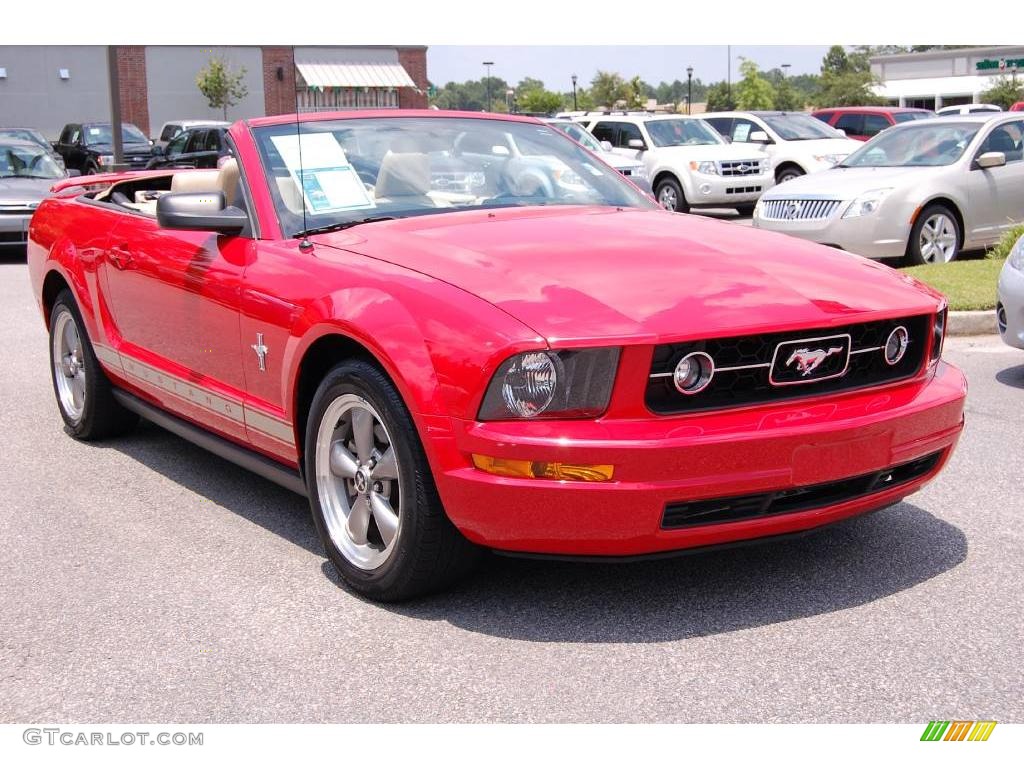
[761,198,841,221]
[719,159,764,177]
[0,202,39,214]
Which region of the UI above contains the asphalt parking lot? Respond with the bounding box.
[1,251,1021,723]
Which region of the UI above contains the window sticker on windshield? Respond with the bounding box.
[88,127,102,136]
[270,133,374,213]
[733,124,751,142]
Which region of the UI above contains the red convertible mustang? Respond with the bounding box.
[28,111,966,600]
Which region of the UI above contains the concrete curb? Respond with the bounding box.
[948,310,997,336]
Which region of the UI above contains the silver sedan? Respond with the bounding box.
[997,233,1024,350]
[752,114,1024,264]
[0,139,70,247]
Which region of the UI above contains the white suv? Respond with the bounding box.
[702,111,862,185]
[585,114,773,214]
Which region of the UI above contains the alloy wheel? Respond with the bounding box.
[919,213,957,263]
[657,185,678,211]
[52,309,86,421]
[314,393,402,571]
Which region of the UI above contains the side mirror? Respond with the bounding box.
[976,151,1006,169]
[156,191,247,235]
[749,131,771,144]
[600,140,613,152]
[627,138,646,150]
[66,169,81,178]
[835,128,847,137]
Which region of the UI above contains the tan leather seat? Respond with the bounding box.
[217,158,241,205]
[170,170,220,194]
[375,153,433,206]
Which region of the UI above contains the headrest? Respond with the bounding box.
[375,153,430,198]
[171,170,220,194]
[217,158,240,205]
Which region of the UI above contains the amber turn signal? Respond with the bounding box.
[472,454,614,482]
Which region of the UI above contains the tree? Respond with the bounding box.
[704,81,736,112]
[816,45,881,107]
[517,87,565,114]
[981,76,1024,109]
[735,58,776,110]
[590,71,630,109]
[196,57,248,120]
[773,76,803,111]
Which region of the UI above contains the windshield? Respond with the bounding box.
[840,122,980,167]
[253,116,655,237]
[84,123,150,146]
[0,128,50,148]
[548,121,603,153]
[645,119,721,147]
[762,114,843,140]
[893,112,932,123]
[0,142,64,179]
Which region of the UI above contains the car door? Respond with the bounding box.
[158,129,191,168]
[966,119,1024,242]
[834,113,866,141]
[101,203,253,442]
[57,124,84,170]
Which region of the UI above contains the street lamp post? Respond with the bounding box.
[483,61,494,112]
[686,66,693,114]
[571,73,578,111]
[506,88,515,113]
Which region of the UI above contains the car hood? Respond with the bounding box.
[86,142,154,155]
[596,152,643,170]
[778,137,862,155]
[316,206,941,343]
[765,165,940,200]
[0,176,53,203]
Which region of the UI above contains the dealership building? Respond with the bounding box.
[871,45,1024,109]
[0,45,428,140]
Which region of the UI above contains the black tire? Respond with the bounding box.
[654,176,689,212]
[304,359,480,601]
[775,165,804,184]
[906,204,961,266]
[48,289,138,440]
[735,203,756,217]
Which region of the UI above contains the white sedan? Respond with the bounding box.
[753,114,1024,264]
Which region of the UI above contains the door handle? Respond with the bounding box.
[109,246,133,269]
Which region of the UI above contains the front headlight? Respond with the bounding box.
[842,188,894,219]
[97,154,115,167]
[689,161,718,175]
[478,348,621,420]
[813,153,847,166]
[1008,234,1024,271]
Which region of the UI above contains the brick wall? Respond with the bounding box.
[262,47,297,116]
[397,47,428,109]
[115,46,149,135]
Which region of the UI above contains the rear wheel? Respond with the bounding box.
[304,360,479,601]
[907,205,960,265]
[49,290,138,440]
[655,176,689,212]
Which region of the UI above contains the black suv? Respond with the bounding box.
[147,125,230,170]
[54,122,155,175]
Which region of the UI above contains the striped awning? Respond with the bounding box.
[295,48,416,90]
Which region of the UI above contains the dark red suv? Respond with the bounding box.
[811,107,933,141]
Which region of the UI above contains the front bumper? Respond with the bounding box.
[688,172,773,207]
[0,213,32,245]
[753,206,910,260]
[432,362,966,556]
[997,260,1024,350]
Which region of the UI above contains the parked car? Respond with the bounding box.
[1010,102,1024,112]
[148,125,230,169]
[0,126,66,170]
[812,107,932,141]
[997,233,1024,350]
[752,114,1024,264]
[27,111,965,600]
[702,111,863,184]
[935,104,1002,116]
[54,122,155,175]
[0,138,72,248]
[543,118,650,191]
[584,114,773,214]
[154,120,230,151]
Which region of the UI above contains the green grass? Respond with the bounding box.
[901,256,1005,311]
[899,226,1022,311]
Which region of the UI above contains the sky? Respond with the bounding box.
[427,46,832,90]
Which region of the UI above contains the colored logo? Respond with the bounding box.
[920,721,997,742]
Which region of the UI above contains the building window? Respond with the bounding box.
[296,87,399,112]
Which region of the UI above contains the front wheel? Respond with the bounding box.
[775,166,804,184]
[655,176,689,212]
[304,360,479,601]
[907,205,960,265]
